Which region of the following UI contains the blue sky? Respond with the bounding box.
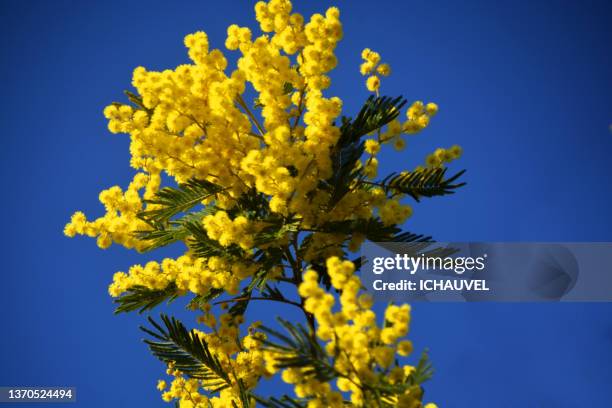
[1,0,611,406]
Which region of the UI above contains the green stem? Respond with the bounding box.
[236,95,265,137]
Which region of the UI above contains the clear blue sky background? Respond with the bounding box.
[1,0,612,406]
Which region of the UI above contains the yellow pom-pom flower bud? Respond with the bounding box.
[376,63,391,76]
[366,75,380,92]
[394,137,406,151]
[364,139,381,155]
[397,340,413,356]
[450,144,463,158]
[426,102,438,116]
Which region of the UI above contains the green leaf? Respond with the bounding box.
[325,95,407,209]
[124,90,152,113]
[259,318,337,383]
[187,288,225,310]
[226,287,253,318]
[339,95,407,145]
[141,315,232,390]
[135,208,216,252]
[227,188,271,220]
[139,178,224,226]
[114,284,179,314]
[253,394,308,408]
[326,140,365,210]
[379,167,466,202]
[409,350,434,385]
[236,378,252,408]
[315,218,431,243]
[184,220,244,258]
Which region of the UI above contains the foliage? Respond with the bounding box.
[64,0,466,407]
[142,315,233,389]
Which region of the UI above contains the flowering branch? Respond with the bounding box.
[64,0,466,406]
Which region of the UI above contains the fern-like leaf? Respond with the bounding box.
[259,318,337,383]
[114,284,179,314]
[184,221,243,258]
[326,96,407,209]
[379,168,466,202]
[409,351,434,385]
[339,95,407,145]
[135,208,216,252]
[253,394,308,408]
[139,178,223,226]
[186,288,225,310]
[315,218,432,243]
[141,315,232,390]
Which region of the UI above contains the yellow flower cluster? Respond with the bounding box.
[360,48,391,93]
[104,104,150,134]
[158,318,268,407]
[266,257,435,407]
[109,254,257,298]
[404,101,438,134]
[65,0,453,259]
[356,98,440,188]
[64,0,464,406]
[379,198,414,226]
[202,211,261,250]
[354,98,443,176]
[424,145,463,168]
[64,172,159,249]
